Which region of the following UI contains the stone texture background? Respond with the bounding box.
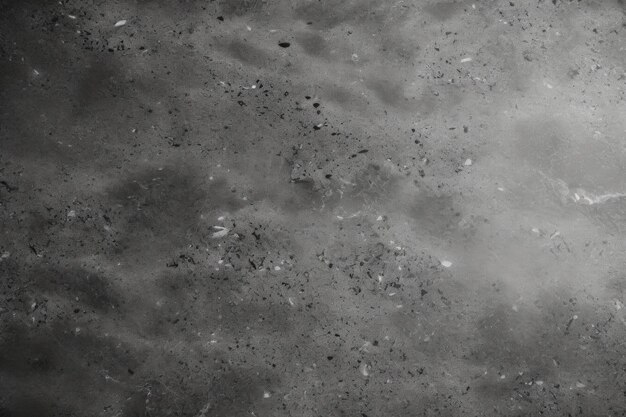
[1,0,626,415]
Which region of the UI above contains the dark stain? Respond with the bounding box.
[279,179,324,213]
[467,291,622,414]
[202,368,282,417]
[294,0,386,29]
[423,1,464,21]
[218,0,267,17]
[407,192,459,237]
[0,321,141,415]
[33,266,122,313]
[365,78,409,109]
[348,163,399,205]
[295,31,328,57]
[105,166,244,256]
[73,58,124,113]
[223,39,271,68]
[0,396,54,417]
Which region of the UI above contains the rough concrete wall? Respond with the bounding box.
[1,0,626,416]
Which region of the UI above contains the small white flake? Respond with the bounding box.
[263,391,271,398]
[211,226,229,238]
[464,158,472,166]
[441,260,452,268]
[461,57,473,63]
[376,215,383,221]
[68,15,77,19]
[67,210,76,218]
[274,266,281,271]
[359,363,370,377]
[114,20,127,27]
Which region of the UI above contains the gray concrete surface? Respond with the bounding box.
[1,0,626,415]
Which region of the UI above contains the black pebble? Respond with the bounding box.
[279,42,291,48]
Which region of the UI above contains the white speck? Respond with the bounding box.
[461,57,473,63]
[497,187,505,192]
[576,382,586,388]
[246,25,252,31]
[67,210,76,218]
[441,260,452,268]
[209,176,214,181]
[114,20,127,27]
[336,215,344,220]
[464,158,472,166]
[217,216,225,221]
[217,259,224,264]
[75,327,81,334]
[531,227,540,234]
[274,266,281,271]
[573,315,578,320]
[288,297,295,306]
[396,304,403,308]
[377,275,383,283]
[472,4,476,9]
[389,292,396,296]
[211,226,229,238]
[1,252,10,259]
[33,69,40,76]
[512,305,519,312]
[351,53,359,62]
[31,302,37,310]
[500,374,506,379]
[359,363,370,377]
[263,391,271,398]
[536,380,544,386]
[376,215,383,221]
[68,15,76,19]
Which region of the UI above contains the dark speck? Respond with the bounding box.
[279,42,291,48]
[217,16,224,21]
